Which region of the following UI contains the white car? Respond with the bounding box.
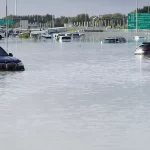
[133,36,146,41]
[0,28,5,39]
[59,36,71,42]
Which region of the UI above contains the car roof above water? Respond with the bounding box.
[105,36,126,39]
[142,42,150,45]
[139,42,150,47]
[104,36,126,43]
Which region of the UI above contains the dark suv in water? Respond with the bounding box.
[0,46,25,71]
[135,42,150,55]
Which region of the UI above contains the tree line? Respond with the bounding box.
[4,5,150,27]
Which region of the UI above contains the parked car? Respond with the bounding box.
[103,36,127,43]
[0,46,25,71]
[135,42,150,55]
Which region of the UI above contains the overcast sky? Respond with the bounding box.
[0,0,150,18]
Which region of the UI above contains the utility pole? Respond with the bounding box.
[136,0,138,35]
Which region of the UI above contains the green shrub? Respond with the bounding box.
[19,32,30,39]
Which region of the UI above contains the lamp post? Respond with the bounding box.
[52,15,55,28]
[92,16,97,30]
[111,15,114,28]
[136,0,138,35]
[15,0,17,16]
[99,15,101,29]
[6,0,8,52]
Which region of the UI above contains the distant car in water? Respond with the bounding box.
[133,36,146,41]
[41,33,52,39]
[135,42,150,55]
[103,36,127,43]
[65,32,85,39]
[0,46,25,71]
[65,32,80,39]
[72,33,80,38]
[59,36,71,42]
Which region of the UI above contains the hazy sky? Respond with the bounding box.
[0,0,150,18]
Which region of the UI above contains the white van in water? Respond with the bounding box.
[59,36,71,42]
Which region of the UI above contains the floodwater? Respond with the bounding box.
[0,37,150,150]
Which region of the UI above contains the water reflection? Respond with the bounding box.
[135,54,150,61]
[0,72,8,84]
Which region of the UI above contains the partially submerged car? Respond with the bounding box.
[103,36,127,43]
[0,29,5,40]
[135,42,150,55]
[133,36,146,41]
[59,36,71,42]
[0,46,25,71]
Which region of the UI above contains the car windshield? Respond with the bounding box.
[73,34,79,36]
[62,37,71,40]
[121,38,126,42]
[0,47,8,56]
[139,44,147,48]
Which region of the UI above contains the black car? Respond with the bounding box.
[135,42,150,55]
[103,36,127,43]
[0,46,25,71]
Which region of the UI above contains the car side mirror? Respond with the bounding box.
[9,53,13,57]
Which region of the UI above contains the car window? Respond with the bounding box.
[139,44,150,48]
[139,45,145,48]
[104,39,116,43]
[118,38,123,42]
[73,34,79,36]
[121,38,126,42]
[62,37,71,40]
[0,47,8,56]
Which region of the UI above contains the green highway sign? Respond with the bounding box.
[0,19,14,25]
[128,13,150,29]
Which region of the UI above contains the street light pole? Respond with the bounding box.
[52,15,55,28]
[92,16,97,30]
[15,0,17,16]
[136,0,138,35]
[6,0,8,52]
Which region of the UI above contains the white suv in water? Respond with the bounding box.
[0,28,5,40]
